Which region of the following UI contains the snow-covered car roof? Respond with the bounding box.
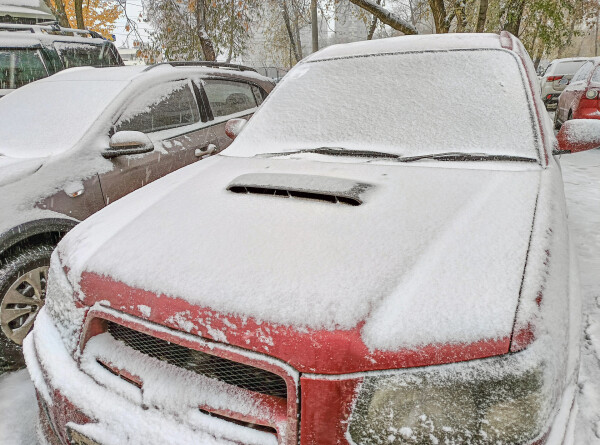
[306,32,503,62]
[46,63,274,85]
[0,30,110,47]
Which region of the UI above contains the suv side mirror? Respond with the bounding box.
[225,118,246,140]
[554,119,600,155]
[103,131,154,159]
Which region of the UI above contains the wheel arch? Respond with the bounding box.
[0,218,79,265]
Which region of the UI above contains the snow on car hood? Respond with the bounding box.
[0,154,44,187]
[59,156,541,351]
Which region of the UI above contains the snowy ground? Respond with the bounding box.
[0,150,599,444]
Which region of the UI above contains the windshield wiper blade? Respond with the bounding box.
[260,147,402,159]
[396,152,538,163]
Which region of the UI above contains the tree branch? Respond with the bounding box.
[349,0,418,35]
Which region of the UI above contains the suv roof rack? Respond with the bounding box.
[0,23,105,39]
[144,61,257,73]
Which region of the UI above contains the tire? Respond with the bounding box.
[553,109,562,130]
[0,244,53,373]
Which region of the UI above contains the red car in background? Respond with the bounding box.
[555,57,600,128]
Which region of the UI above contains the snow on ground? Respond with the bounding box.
[0,150,599,444]
[0,369,37,445]
[562,149,600,444]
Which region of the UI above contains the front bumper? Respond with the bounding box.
[25,307,578,445]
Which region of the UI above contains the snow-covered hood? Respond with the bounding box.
[61,156,541,372]
[0,154,44,187]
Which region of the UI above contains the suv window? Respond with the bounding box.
[592,66,600,83]
[116,80,200,133]
[0,48,48,89]
[570,61,593,82]
[54,42,120,68]
[203,80,261,117]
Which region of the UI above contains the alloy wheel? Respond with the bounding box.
[0,266,48,345]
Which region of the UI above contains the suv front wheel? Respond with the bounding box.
[0,244,53,372]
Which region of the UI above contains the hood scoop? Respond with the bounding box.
[227,173,372,206]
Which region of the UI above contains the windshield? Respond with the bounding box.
[553,60,588,76]
[54,42,120,68]
[0,79,129,158]
[0,48,48,89]
[226,49,540,161]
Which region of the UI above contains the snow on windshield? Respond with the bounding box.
[0,79,128,158]
[226,49,540,160]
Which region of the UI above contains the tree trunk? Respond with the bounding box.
[311,0,318,52]
[44,0,70,27]
[293,6,303,59]
[428,0,449,33]
[195,0,216,61]
[226,0,235,63]
[502,0,526,36]
[455,0,467,33]
[349,0,418,35]
[74,0,85,29]
[476,0,488,32]
[279,0,300,62]
[367,0,381,40]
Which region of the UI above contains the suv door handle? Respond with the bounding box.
[195,143,217,158]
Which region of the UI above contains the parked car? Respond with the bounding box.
[0,62,274,368]
[539,57,589,110]
[25,32,597,445]
[0,23,123,97]
[554,57,600,129]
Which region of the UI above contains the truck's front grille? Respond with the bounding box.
[106,321,288,399]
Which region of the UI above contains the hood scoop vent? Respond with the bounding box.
[227,173,372,206]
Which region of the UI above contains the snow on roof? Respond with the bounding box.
[305,33,503,62]
[0,32,108,47]
[0,0,54,18]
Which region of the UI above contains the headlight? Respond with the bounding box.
[348,349,555,444]
[44,250,86,354]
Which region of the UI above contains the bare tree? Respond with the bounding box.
[311,0,318,52]
[74,0,85,29]
[428,0,449,33]
[366,0,381,40]
[194,0,216,60]
[43,0,70,27]
[476,0,489,32]
[279,0,301,61]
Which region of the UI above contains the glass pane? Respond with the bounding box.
[0,49,48,89]
[203,80,258,117]
[592,67,600,83]
[54,42,120,68]
[116,81,200,133]
[251,85,264,105]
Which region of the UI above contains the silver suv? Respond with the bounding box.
[0,23,123,97]
[539,57,589,110]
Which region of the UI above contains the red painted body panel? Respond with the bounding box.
[79,271,511,375]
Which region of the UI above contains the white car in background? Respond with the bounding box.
[539,57,589,110]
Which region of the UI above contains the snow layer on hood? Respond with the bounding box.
[226,49,540,161]
[0,79,128,158]
[59,156,540,350]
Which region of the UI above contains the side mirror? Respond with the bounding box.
[225,118,246,140]
[103,131,154,159]
[554,119,600,155]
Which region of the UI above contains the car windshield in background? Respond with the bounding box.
[54,42,120,68]
[0,48,48,89]
[554,60,588,75]
[0,80,129,157]
[227,49,540,161]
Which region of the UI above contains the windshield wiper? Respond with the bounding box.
[260,147,402,159]
[259,148,537,163]
[395,152,538,163]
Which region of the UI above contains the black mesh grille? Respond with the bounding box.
[105,321,288,399]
